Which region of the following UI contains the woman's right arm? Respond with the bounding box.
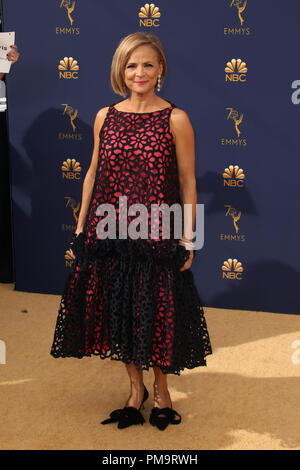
[74,106,109,235]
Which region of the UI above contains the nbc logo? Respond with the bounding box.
[225,58,247,82]
[61,158,82,180]
[65,249,75,267]
[139,3,161,27]
[58,57,79,79]
[222,258,244,279]
[223,165,245,187]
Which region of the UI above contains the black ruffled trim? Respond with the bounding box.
[68,231,193,271]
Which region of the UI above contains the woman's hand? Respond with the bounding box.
[7,45,20,64]
[179,249,194,271]
[69,229,83,260]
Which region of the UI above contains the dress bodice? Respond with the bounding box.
[85,101,182,243]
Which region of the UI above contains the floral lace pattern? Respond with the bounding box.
[50,102,212,375]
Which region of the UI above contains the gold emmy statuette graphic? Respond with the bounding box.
[61,104,78,132]
[60,0,76,26]
[65,197,80,223]
[226,107,244,137]
[230,0,247,26]
[225,205,241,233]
[139,3,161,27]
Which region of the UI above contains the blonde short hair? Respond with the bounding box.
[111,32,167,97]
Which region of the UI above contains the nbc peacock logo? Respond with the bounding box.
[65,249,75,267]
[58,57,79,79]
[225,58,247,82]
[223,165,245,187]
[222,258,244,279]
[139,3,161,27]
[61,158,82,180]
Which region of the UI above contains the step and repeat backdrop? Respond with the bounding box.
[3,1,300,314]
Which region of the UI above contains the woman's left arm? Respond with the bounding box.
[169,108,197,270]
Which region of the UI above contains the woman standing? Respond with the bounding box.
[50,32,212,431]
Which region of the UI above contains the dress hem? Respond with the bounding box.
[50,349,213,376]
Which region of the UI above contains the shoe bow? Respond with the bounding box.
[101,406,145,425]
[101,408,125,425]
[149,407,181,430]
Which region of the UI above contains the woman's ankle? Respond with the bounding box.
[130,380,144,390]
[153,381,168,391]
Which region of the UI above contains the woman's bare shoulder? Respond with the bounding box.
[170,107,192,131]
[94,106,110,132]
[171,106,190,120]
[95,106,110,120]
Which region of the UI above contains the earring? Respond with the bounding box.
[157,74,161,92]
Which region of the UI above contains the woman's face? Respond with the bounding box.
[124,44,163,95]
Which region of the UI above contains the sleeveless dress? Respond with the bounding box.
[50,100,213,375]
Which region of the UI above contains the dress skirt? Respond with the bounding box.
[50,233,212,375]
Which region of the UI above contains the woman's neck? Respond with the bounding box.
[121,92,164,113]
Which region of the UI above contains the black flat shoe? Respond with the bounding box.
[101,385,149,429]
[149,406,181,430]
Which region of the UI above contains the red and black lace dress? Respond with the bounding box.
[50,100,212,375]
